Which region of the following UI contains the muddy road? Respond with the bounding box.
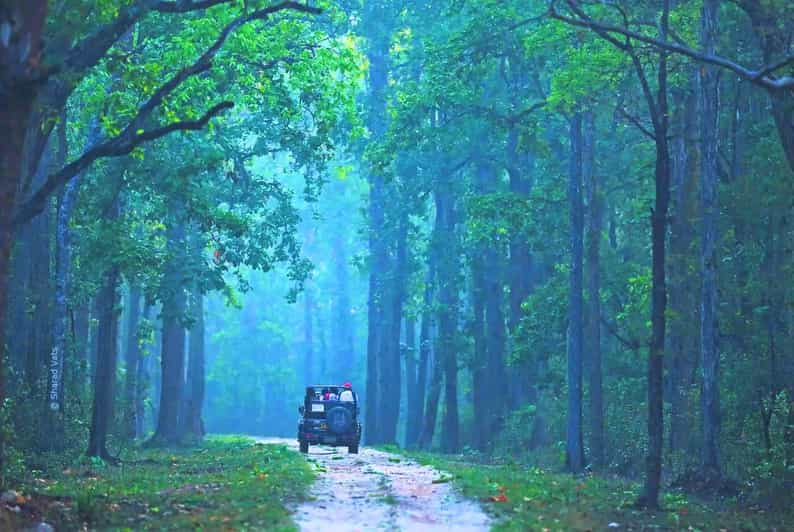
[259,439,491,531]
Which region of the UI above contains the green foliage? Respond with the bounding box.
[401,451,794,531]
[6,436,313,530]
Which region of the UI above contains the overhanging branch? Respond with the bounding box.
[14,1,323,226]
[13,102,234,227]
[550,0,794,92]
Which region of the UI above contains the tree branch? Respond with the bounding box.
[550,0,794,92]
[13,102,233,227]
[14,1,323,226]
[616,107,656,141]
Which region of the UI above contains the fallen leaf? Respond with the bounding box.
[490,494,508,503]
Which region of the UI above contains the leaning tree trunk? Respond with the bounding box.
[566,112,586,473]
[699,0,722,479]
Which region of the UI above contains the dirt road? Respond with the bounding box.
[259,439,491,531]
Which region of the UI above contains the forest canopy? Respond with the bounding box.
[1,0,793,527]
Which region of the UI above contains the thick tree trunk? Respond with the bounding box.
[566,112,586,473]
[151,219,187,445]
[699,0,721,478]
[123,286,142,440]
[583,111,604,469]
[0,7,49,466]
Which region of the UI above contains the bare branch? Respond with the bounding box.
[616,107,656,141]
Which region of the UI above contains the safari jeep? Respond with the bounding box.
[298,385,361,454]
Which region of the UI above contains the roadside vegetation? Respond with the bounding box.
[395,448,794,531]
[0,436,312,531]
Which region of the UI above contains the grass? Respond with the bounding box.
[396,450,794,531]
[3,435,314,531]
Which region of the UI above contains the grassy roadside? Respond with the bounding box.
[2,435,313,531]
[392,448,793,531]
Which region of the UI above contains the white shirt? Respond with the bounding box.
[339,389,354,402]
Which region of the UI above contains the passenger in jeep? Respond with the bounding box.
[339,382,354,402]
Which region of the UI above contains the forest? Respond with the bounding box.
[0,0,793,530]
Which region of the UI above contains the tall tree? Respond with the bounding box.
[150,217,188,445]
[583,110,604,469]
[699,0,722,479]
[566,112,586,473]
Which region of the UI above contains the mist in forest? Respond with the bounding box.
[1,0,793,529]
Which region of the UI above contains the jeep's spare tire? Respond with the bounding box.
[326,406,353,434]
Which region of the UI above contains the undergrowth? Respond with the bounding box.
[1,435,313,531]
[396,448,794,531]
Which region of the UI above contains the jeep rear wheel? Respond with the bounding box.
[348,443,359,454]
[299,440,309,453]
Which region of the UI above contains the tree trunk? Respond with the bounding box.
[379,211,409,444]
[566,112,586,473]
[151,218,187,445]
[699,0,721,479]
[506,124,535,410]
[362,8,393,446]
[642,1,672,508]
[0,3,49,467]
[471,249,488,451]
[136,302,153,438]
[183,289,205,439]
[583,110,604,469]
[418,331,442,450]
[667,86,699,461]
[409,264,434,448]
[87,204,121,459]
[435,179,459,453]
[404,318,418,447]
[123,285,142,440]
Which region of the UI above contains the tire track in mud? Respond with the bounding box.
[259,439,491,531]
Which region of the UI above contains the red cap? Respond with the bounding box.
[343,382,352,388]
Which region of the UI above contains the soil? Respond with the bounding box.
[259,438,491,531]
